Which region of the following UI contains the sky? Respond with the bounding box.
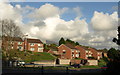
[0,2,119,49]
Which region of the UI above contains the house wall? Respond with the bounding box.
[89,48,102,60]
[59,59,70,65]
[58,44,72,59]
[13,41,24,51]
[25,40,44,52]
[75,46,86,59]
[89,48,98,59]
[87,60,98,65]
[33,60,56,65]
[97,52,102,60]
[70,59,81,64]
[72,50,80,59]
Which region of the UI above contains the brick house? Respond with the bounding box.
[58,44,80,59]
[75,46,92,59]
[25,38,44,52]
[89,48,102,60]
[2,36,24,51]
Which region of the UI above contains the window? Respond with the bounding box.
[86,50,88,53]
[18,46,22,50]
[18,42,22,45]
[72,50,74,52]
[72,54,74,57]
[86,55,88,57]
[63,50,66,51]
[89,54,92,57]
[38,47,43,52]
[38,44,41,46]
[63,52,66,54]
[76,54,79,57]
[30,48,35,51]
[30,43,34,46]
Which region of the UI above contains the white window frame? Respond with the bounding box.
[38,44,41,46]
[63,50,66,52]
[18,42,22,45]
[18,46,23,50]
[72,54,74,57]
[76,54,79,57]
[30,43,35,46]
[30,48,35,51]
[38,47,43,52]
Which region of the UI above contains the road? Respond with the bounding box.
[2,68,103,75]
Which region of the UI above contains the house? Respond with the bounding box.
[2,36,24,51]
[75,46,93,59]
[25,38,44,52]
[12,37,24,51]
[58,44,80,59]
[89,48,103,60]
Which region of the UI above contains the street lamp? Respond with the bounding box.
[23,34,28,55]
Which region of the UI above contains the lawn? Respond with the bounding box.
[80,65,100,69]
[3,49,56,63]
[98,58,107,67]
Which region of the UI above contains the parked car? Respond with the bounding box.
[17,61,25,66]
[70,64,81,68]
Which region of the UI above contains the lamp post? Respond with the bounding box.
[23,34,28,55]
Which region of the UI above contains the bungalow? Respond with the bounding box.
[25,38,44,52]
[58,44,80,59]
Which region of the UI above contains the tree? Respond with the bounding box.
[113,26,120,49]
[107,48,120,60]
[75,42,79,45]
[59,37,65,46]
[1,19,23,60]
[106,48,120,74]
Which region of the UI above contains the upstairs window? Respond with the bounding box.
[30,43,35,46]
[38,44,41,46]
[18,42,22,45]
[63,50,66,54]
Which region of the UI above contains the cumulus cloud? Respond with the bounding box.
[0,2,118,49]
[91,11,118,31]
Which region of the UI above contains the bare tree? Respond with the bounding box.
[0,19,23,60]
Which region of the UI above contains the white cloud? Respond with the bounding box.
[28,3,60,20]
[0,2,118,49]
[91,11,118,31]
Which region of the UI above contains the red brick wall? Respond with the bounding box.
[70,59,81,64]
[58,44,72,59]
[27,43,43,52]
[89,48,98,59]
[13,41,24,51]
[75,46,86,59]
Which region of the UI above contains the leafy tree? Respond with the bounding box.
[107,48,120,60]
[75,42,79,45]
[113,26,120,47]
[66,39,75,44]
[1,19,23,61]
[59,37,65,45]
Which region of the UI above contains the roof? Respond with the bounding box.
[3,36,23,42]
[97,50,103,52]
[81,46,89,50]
[76,45,89,51]
[27,38,43,43]
[64,44,78,50]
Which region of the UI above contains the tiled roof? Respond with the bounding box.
[3,36,23,42]
[65,44,78,50]
[27,38,43,43]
